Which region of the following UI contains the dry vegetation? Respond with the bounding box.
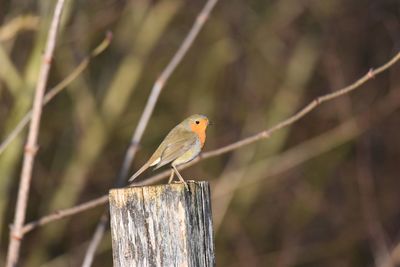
[1,0,400,266]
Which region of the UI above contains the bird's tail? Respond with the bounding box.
[128,162,150,183]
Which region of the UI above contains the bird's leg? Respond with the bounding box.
[168,169,175,184]
[172,164,189,191]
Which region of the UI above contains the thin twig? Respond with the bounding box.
[80,213,109,267]
[21,195,109,235]
[203,55,400,160]
[82,0,220,265]
[81,215,109,267]
[21,50,400,236]
[0,32,112,155]
[5,1,65,266]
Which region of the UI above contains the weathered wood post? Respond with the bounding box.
[109,181,215,267]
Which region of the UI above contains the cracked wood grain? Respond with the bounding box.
[109,181,215,267]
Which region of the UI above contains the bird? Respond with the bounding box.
[128,114,210,189]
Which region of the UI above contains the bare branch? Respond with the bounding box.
[5,1,65,266]
[356,143,393,267]
[196,52,400,161]
[81,213,109,267]
[21,50,400,236]
[21,195,109,235]
[0,31,112,155]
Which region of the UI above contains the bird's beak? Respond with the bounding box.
[208,121,215,126]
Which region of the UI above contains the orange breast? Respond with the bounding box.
[191,124,206,147]
[196,130,206,147]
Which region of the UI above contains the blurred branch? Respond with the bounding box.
[357,143,393,267]
[82,0,220,265]
[81,213,109,267]
[389,243,400,266]
[0,32,112,155]
[21,195,108,235]
[0,15,40,41]
[21,51,400,235]
[5,1,65,266]
[0,44,24,94]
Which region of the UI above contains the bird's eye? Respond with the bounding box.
[195,120,200,124]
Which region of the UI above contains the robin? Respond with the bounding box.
[128,114,210,189]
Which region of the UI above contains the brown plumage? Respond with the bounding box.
[128,114,209,188]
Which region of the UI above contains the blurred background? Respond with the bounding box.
[1,0,400,266]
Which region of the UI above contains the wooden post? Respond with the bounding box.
[109,181,215,267]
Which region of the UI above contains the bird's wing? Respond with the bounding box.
[153,131,198,170]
